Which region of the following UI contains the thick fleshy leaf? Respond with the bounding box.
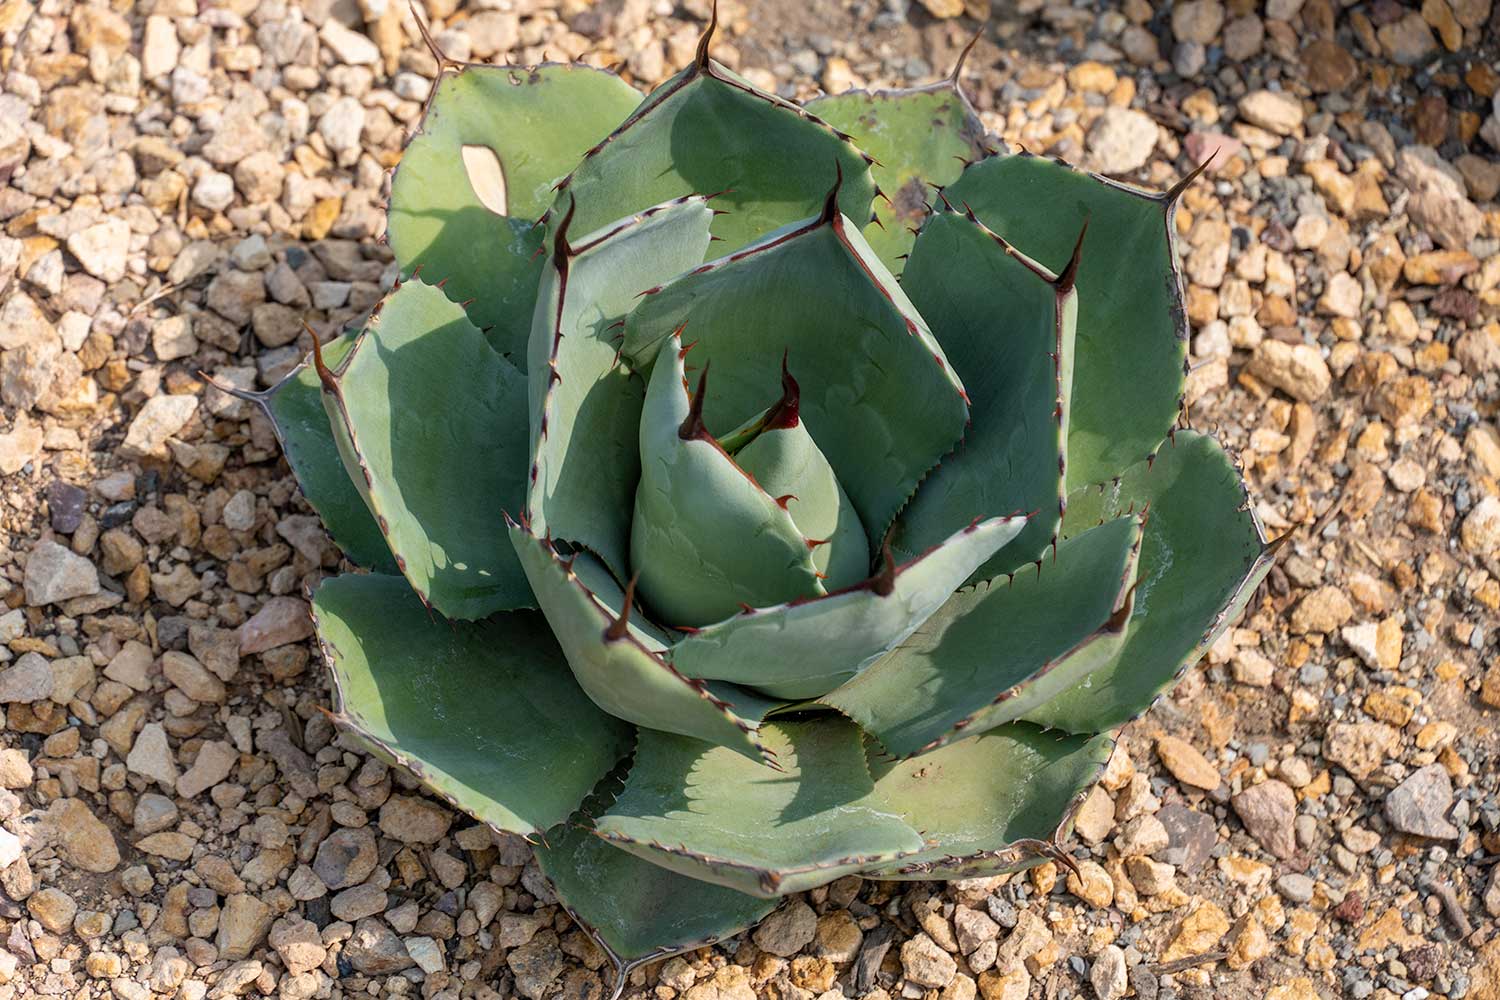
[945,153,1187,490]
[804,82,987,272]
[509,522,780,762]
[527,197,714,577]
[892,210,1077,580]
[624,211,968,547]
[595,719,926,897]
[670,515,1028,701]
[551,58,875,254]
[824,515,1141,759]
[318,280,532,619]
[730,379,869,592]
[866,724,1114,879]
[631,333,824,627]
[310,573,631,836]
[250,336,397,574]
[388,64,642,360]
[535,778,774,965]
[1024,432,1271,732]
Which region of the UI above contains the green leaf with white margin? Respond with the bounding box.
[595,719,926,898]
[670,515,1028,701]
[824,515,1142,759]
[317,280,533,619]
[1024,431,1272,733]
[388,64,642,361]
[526,196,714,578]
[310,573,631,836]
[631,332,824,628]
[866,724,1115,879]
[508,520,781,763]
[535,776,774,965]
[805,77,988,272]
[249,335,398,574]
[944,153,1189,491]
[624,207,969,549]
[891,209,1078,581]
[549,53,876,255]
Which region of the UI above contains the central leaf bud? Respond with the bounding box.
[630,334,869,627]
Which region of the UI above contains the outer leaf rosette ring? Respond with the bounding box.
[230,10,1277,980]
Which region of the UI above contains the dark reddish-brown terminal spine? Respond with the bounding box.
[763,352,801,431]
[604,573,639,641]
[679,363,713,442]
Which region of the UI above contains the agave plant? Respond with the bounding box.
[228,12,1275,978]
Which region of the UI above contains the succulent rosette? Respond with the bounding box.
[231,14,1275,972]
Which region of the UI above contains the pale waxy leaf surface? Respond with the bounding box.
[595,719,926,897]
[527,197,714,577]
[256,334,398,574]
[624,214,969,548]
[319,280,533,619]
[804,83,986,272]
[893,210,1077,580]
[535,781,774,964]
[824,514,1142,759]
[945,154,1187,491]
[311,573,631,836]
[509,521,781,762]
[669,516,1028,701]
[866,724,1114,878]
[632,333,824,627]
[388,64,642,360]
[553,60,875,253]
[731,399,869,593]
[1024,431,1270,732]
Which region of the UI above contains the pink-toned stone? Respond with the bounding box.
[238,597,314,654]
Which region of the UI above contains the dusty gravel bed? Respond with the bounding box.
[0,0,1498,999]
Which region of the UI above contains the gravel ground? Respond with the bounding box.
[1,0,1499,998]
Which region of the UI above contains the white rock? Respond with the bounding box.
[57,312,92,352]
[1087,108,1158,174]
[318,96,366,159]
[121,394,198,459]
[0,829,21,869]
[0,653,53,704]
[1317,272,1363,318]
[223,490,257,531]
[1090,945,1127,1000]
[1461,495,1500,557]
[319,20,381,65]
[193,171,235,212]
[24,249,63,296]
[404,937,444,975]
[66,219,132,283]
[153,316,198,361]
[105,640,154,691]
[142,15,180,78]
[178,740,238,799]
[127,723,180,789]
[0,292,58,351]
[23,540,100,606]
[1340,622,1381,670]
[0,413,43,476]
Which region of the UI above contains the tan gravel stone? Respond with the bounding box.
[1154,735,1221,790]
[1247,341,1331,402]
[1162,901,1230,962]
[45,798,120,873]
